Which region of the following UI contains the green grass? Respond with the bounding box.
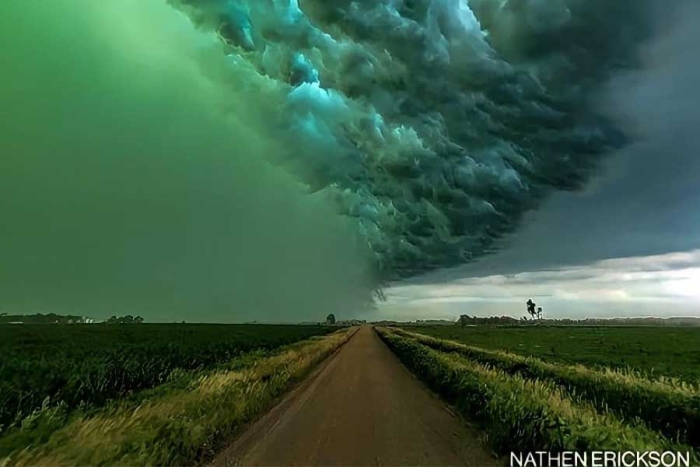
[402,325,700,381]
[395,328,700,448]
[1,328,356,466]
[0,324,332,436]
[377,328,698,462]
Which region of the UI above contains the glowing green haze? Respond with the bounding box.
[0,0,373,322]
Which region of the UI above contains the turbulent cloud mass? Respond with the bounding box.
[418,0,700,279]
[175,0,653,278]
[0,0,683,320]
[380,0,700,320]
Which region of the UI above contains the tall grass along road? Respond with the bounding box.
[1,327,355,466]
[377,327,699,464]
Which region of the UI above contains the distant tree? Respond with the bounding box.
[458,314,473,327]
[326,313,336,325]
[526,299,536,320]
[106,315,142,324]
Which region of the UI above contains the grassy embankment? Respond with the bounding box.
[376,327,699,461]
[1,327,355,466]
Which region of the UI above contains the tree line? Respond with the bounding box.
[106,315,144,324]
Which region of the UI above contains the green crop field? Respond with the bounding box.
[402,325,700,381]
[377,326,700,462]
[0,324,332,440]
[0,324,354,466]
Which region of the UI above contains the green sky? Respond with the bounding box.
[0,0,373,322]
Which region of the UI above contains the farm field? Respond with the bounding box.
[402,324,700,381]
[0,323,339,464]
[377,327,700,462]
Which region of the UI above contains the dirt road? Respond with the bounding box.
[214,325,497,466]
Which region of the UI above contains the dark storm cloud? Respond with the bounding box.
[177,0,664,280]
[404,0,700,285]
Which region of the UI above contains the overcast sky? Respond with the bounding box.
[379,2,700,321]
[2,0,698,323]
